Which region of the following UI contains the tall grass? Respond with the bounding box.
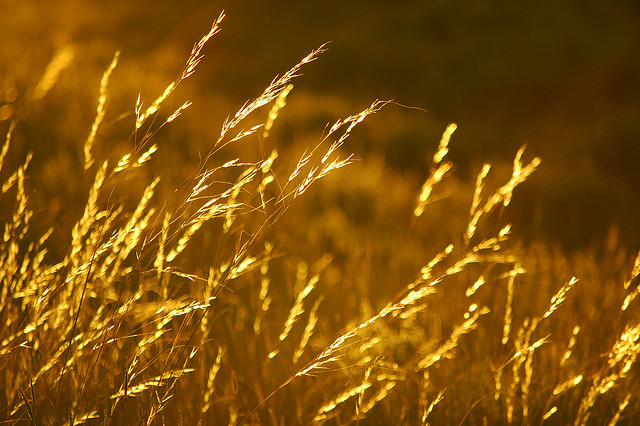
[1,12,640,425]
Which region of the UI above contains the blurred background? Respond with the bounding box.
[1,0,639,251]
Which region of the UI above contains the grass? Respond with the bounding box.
[2,9,640,425]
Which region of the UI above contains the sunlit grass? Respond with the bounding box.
[1,10,640,426]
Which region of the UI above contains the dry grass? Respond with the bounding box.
[1,11,640,426]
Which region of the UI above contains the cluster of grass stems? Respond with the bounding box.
[2,13,640,425]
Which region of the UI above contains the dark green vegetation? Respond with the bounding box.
[1,1,640,424]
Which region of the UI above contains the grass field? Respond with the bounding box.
[1,2,640,424]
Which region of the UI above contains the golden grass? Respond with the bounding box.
[1,11,640,426]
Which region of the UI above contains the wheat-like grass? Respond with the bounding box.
[217,47,326,149]
[202,345,225,414]
[33,44,75,100]
[561,325,581,367]
[608,393,631,426]
[501,264,523,345]
[414,123,456,217]
[274,273,318,350]
[284,100,387,199]
[135,13,225,130]
[263,83,293,139]
[113,143,158,174]
[422,389,445,426]
[246,127,545,423]
[575,321,640,425]
[465,163,491,243]
[84,51,119,170]
[293,296,322,364]
[417,305,491,370]
[622,249,640,310]
[0,122,14,172]
[253,242,273,335]
[4,9,640,425]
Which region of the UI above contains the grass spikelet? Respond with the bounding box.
[293,296,322,363]
[355,357,381,421]
[1,121,14,171]
[410,244,454,289]
[483,147,540,214]
[521,344,534,420]
[446,253,481,277]
[263,84,293,138]
[199,267,219,338]
[574,320,640,425]
[433,122,456,164]
[494,368,503,402]
[136,13,225,129]
[502,264,522,345]
[165,218,206,263]
[314,381,373,421]
[85,51,119,170]
[67,160,108,281]
[465,162,491,243]
[103,176,159,279]
[322,100,389,164]
[223,165,258,233]
[622,250,640,309]
[414,123,456,217]
[543,406,558,420]
[422,390,445,426]
[297,316,376,378]
[257,149,278,211]
[218,46,326,146]
[2,150,31,196]
[414,161,452,217]
[286,100,386,198]
[621,285,640,311]
[607,323,640,372]
[465,274,486,298]
[417,306,490,370]
[561,325,581,366]
[541,276,578,320]
[254,242,273,334]
[287,148,312,184]
[269,273,320,358]
[111,369,196,400]
[607,394,631,426]
[552,374,583,396]
[202,345,226,414]
[155,211,171,288]
[388,285,438,319]
[293,154,354,198]
[419,371,431,423]
[507,325,526,424]
[355,380,398,417]
[166,100,192,124]
[501,276,578,423]
[135,143,158,166]
[113,143,158,174]
[624,250,640,290]
[14,159,32,233]
[33,44,75,99]
[229,254,258,280]
[502,146,541,207]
